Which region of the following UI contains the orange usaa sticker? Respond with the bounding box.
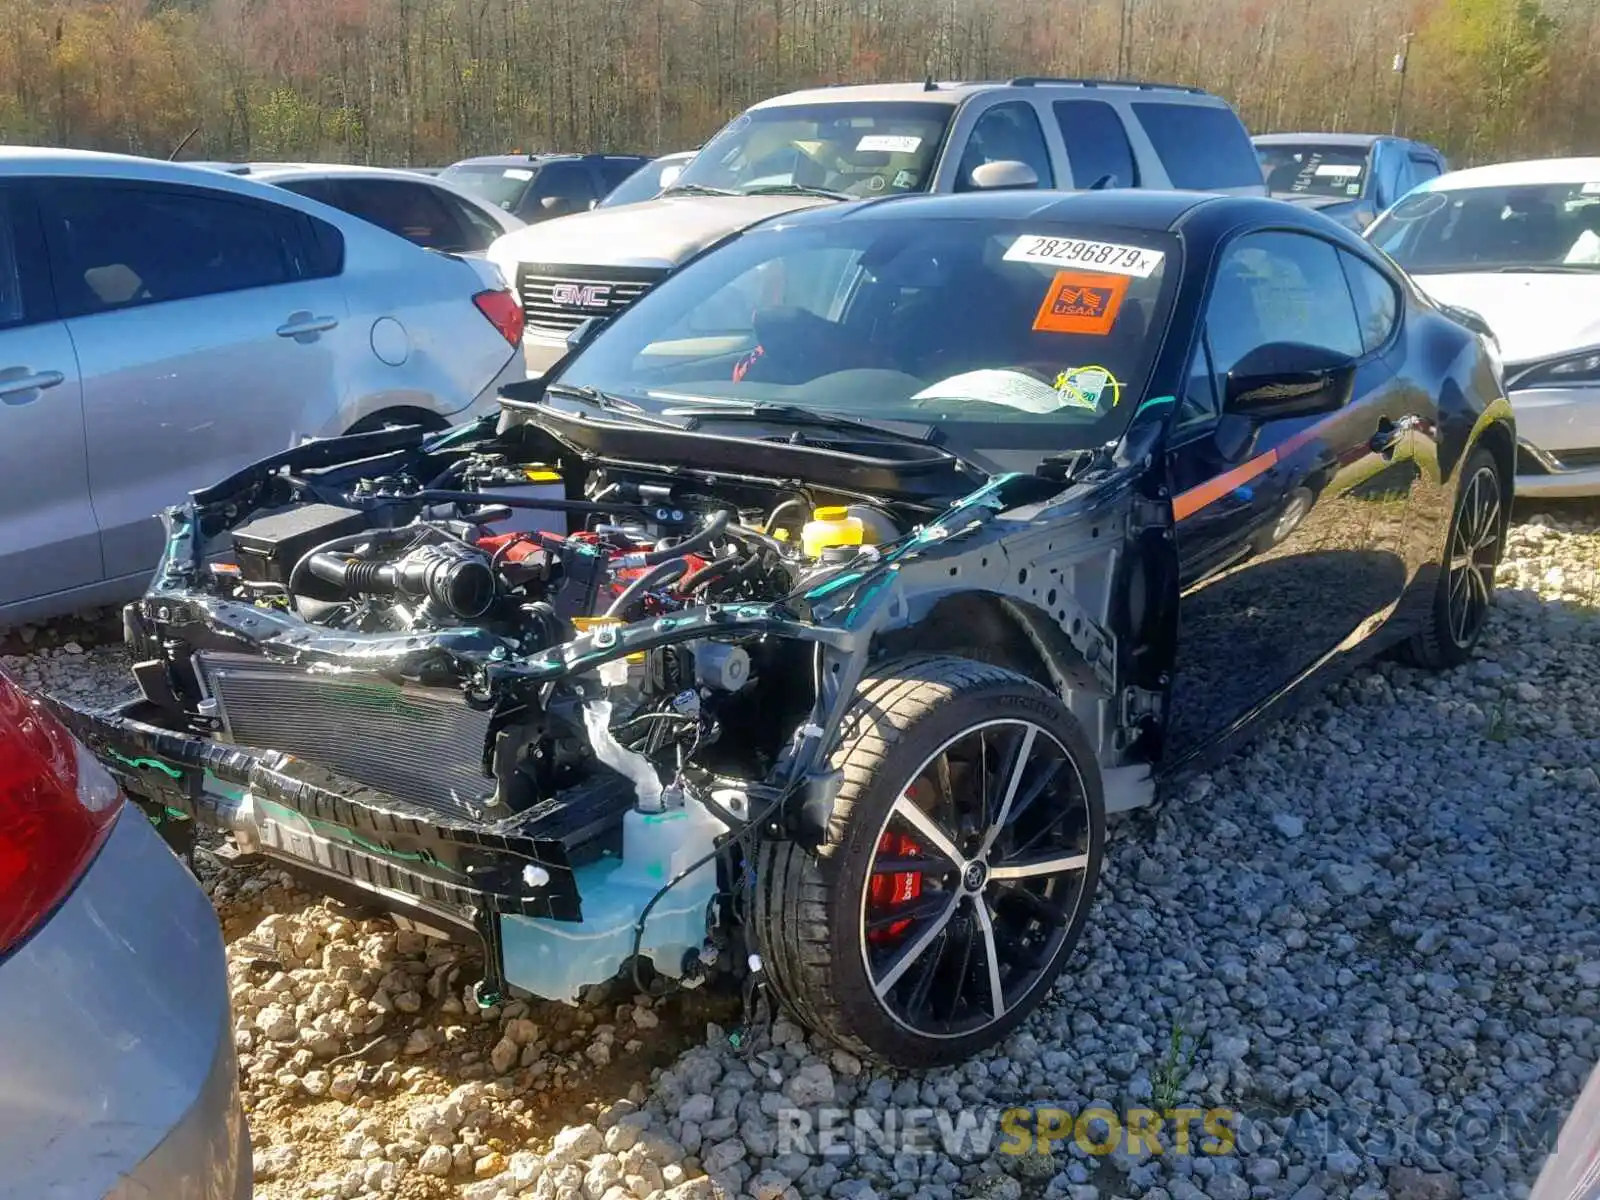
[1032,270,1129,336]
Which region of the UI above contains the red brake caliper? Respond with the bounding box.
[868,829,924,944]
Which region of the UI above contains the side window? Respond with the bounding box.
[1052,99,1139,189]
[279,178,346,208]
[433,189,503,253]
[335,179,472,252]
[1205,230,1364,378]
[47,182,303,316]
[956,102,1055,191]
[1409,155,1442,186]
[1339,250,1400,354]
[598,160,643,192]
[523,163,598,219]
[1131,103,1262,190]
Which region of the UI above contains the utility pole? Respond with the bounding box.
[1391,32,1415,136]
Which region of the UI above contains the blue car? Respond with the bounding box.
[1254,132,1448,232]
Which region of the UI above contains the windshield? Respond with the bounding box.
[1367,182,1600,273]
[1257,143,1371,199]
[438,164,534,211]
[599,157,687,209]
[670,102,952,198]
[553,216,1178,452]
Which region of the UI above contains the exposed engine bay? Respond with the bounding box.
[55,395,1153,1017]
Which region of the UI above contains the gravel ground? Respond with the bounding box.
[5,503,1598,1200]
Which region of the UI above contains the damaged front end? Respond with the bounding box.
[50,399,1156,1011]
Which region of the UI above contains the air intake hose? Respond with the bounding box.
[307,542,496,619]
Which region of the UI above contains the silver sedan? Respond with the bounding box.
[0,668,248,1198]
[0,148,527,627]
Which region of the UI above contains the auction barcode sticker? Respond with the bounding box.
[1004,235,1165,278]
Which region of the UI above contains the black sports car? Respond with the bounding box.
[49,189,1514,1068]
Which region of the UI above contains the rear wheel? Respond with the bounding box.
[1400,446,1503,669]
[754,656,1104,1067]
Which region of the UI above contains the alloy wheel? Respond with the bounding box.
[857,718,1094,1039]
[1446,464,1501,648]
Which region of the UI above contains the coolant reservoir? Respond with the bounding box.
[801,506,865,559]
[497,793,729,1003]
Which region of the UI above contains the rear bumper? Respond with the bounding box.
[0,810,249,1200]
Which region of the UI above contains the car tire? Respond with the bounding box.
[753,655,1104,1068]
[1399,445,1504,670]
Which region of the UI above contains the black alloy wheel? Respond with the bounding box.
[754,656,1105,1067]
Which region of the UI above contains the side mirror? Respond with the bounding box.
[1223,343,1357,419]
[969,160,1039,191]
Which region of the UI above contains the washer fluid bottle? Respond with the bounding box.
[801,506,865,559]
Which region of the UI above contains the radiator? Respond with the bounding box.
[196,653,496,818]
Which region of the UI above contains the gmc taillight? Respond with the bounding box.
[0,671,123,956]
[474,288,525,347]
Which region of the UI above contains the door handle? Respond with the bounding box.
[0,369,66,403]
[276,313,339,339]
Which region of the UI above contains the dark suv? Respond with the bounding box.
[439,153,651,223]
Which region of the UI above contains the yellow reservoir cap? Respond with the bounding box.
[802,506,865,558]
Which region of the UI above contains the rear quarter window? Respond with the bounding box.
[1131,102,1262,190]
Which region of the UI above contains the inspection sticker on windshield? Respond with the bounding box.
[1584,182,1600,194]
[503,167,534,180]
[1033,270,1128,335]
[857,134,922,154]
[1005,235,1164,278]
[1055,365,1122,411]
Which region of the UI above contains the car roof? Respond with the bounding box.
[1253,132,1388,149]
[240,164,438,180]
[752,78,1215,110]
[758,188,1221,232]
[0,146,335,202]
[445,153,647,168]
[1421,157,1600,190]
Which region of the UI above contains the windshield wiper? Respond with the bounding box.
[659,400,976,464]
[660,182,740,197]
[742,183,856,201]
[543,383,683,428]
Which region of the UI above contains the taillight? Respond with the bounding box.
[0,671,122,956]
[474,288,525,347]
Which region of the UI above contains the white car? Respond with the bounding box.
[1366,157,1600,497]
[219,163,523,257]
[0,147,526,626]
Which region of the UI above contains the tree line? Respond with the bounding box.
[0,0,1589,170]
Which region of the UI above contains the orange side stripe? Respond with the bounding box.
[1172,450,1278,520]
[1171,415,1338,522]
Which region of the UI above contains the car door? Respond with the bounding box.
[0,181,101,610]
[39,177,350,583]
[516,162,599,223]
[1162,227,1421,765]
[948,101,1056,191]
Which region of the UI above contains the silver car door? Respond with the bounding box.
[0,181,100,610]
[40,177,350,583]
